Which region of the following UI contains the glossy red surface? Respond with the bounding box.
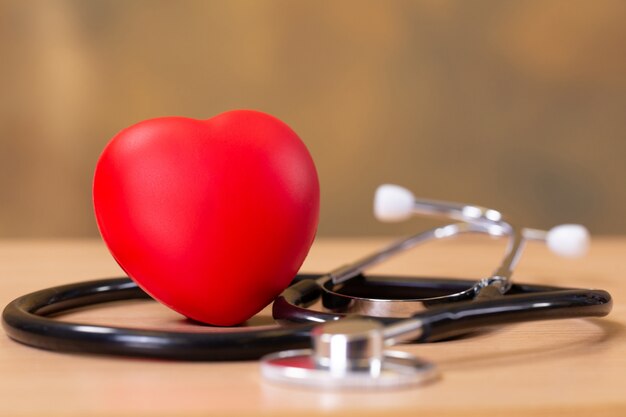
[93,110,319,325]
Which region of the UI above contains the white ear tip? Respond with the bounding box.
[546,224,590,258]
[373,184,415,222]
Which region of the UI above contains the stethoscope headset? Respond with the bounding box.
[2,185,612,389]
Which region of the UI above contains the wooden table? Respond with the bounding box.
[1,237,625,416]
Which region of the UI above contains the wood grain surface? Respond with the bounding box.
[1,236,625,416]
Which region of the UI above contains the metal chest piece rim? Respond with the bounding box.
[260,319,438,389]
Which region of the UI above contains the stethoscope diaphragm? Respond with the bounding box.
[260,319,438,389]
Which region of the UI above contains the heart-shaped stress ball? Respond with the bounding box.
[93,110,319,326]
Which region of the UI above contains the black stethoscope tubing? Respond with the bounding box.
[2,274,612,361]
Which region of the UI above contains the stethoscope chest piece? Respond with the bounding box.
[260,319,438,389]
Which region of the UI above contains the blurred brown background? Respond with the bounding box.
[1,0,625,238]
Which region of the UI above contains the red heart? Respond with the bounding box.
[93,110,319,326]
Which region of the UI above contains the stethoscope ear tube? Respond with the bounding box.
[1,276,613,361]
[413,289,613,342]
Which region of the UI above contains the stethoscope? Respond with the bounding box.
[1,185,612,389]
